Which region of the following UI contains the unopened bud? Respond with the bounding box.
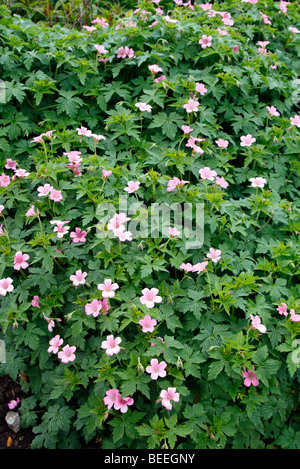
[137,357,144,375]
[176,356,184,370]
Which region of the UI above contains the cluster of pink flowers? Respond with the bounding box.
[199,167,229,188]
[48,335,76,364]
[167,177,189,192]
[85,298,110,317]
[180,247,221,274]
[186,135,205,154]
[37,183,63,202]
[107,213,132,242]
[104,389,134,413]
[1,158,31,187]
[30,130,56,144]
[117,46,135,59]
[8,398,20,410]
[277,303,300,322]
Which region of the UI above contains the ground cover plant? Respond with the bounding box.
[0,0,299,450]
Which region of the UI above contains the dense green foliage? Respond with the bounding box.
[0,0,299,449]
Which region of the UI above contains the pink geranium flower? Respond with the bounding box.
[50,220,70,238]
[242,368,259,387]
[102,169,112,179]
[199,167,217,181]
[290,115,300,128]
[101,335,122,356]
[37,183,53,196]
[249,177,267,188]
[215,138,229,148]
[267,106,280,117]
[26,205,38,218]
[181,125,193,134]
[14,251,29,270]
[0,205,4,215]
[49,189,63,202]
[124,181,140,193]
[5,159,17,170]
[183,99,200,113]
[169,227,180,237]
[260,12,272,25]
[95,44,108,54]
[240,134,256,147]
[58,345,76,363]
[114,226,133,242]
[76,126,92,137]
[135,102,152,112]
[179,262,194,273]
[146,358,167,380]
[114,394,134,413]
[140,288,162,309]
[290,309,300,322]
[32,295,40,308]
[14,168,29,178]
[206,247,222,263]
[70,227,87,243]
[103,389,121,409]
[98,279,119,298]
[199,35,212,49]
[192,261,208,273]
[289,26,300,34]
[8,398,20,410]
[159,387,180,410]
[70,270,87,286]
[148,64,163,74]
[139,314,157,333]
[0,278,14,296]
[216,176,229,188]
[48,335,63,354]
[85,299,103,317]
[83,25,97,33]
[43,313,55,332]
[195,82,207,95]
[250,315,267,333]
[167,177,189,192]
[276,302,288,317]
[0,173,10,188]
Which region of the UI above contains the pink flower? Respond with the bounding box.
[70,227,87,243]
[85,299,103,317]
[48,335,63,354]
[8,398,20,410]
[216,176,229,188]
[117,46,135,59]
[114,226,133,242]
[91,17,109,27]
[159,387,180,410]
[154,75,166,83]
[250,315,267,333]
[183,99,200,113]
[91,133,106,143]
[290,309,300,323]
[242,368,259,387]
[240,134,256,147]
[279,1,290,14]
[135,102,152,112]
[63,151,82,164]
[103,389,121,409]
[260,12,272,25]
[267,106,280,117]
[290,115,300,128]
[124,181,140,193]
[233,45,240,54]
[26,205,38,218]
[5,159,17,170]
[206,247,222,263]
[43,313,55,332]
[14,251,29,270]
[169,227,180,237]
[289,26,300,34]
[0,278,14,296]
[249,177,267,189]
[37,183,53,197]
[14,168,29,178]
[95,44,108,54]
[49,189,63,202]
[140,288,162,309]
[199,35,212,49]
[83,25,97,33]
[32,295,40,308]
[0,173,10,188]
[192,261,208,273]
[50,220,70,238]
[179,263,194,273]
[58,344,76,363]
[149,64,163,73]
[215,138,229,148]
[107,213,131,231]
[0,205,4,215]
[199,167,217,181]
[76,126,92,137]
[146,358,167,380]
[139,314,157,333]
[114,394,134,413]
[102,169,112,179]
[181,125,193,134]
[276,302,288,317]
[101,335,122,356]
[217,27,229,36]
[195,82,207,95]
[167,177,189,192]
[98,279,119,298]
[70,269,87,286]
